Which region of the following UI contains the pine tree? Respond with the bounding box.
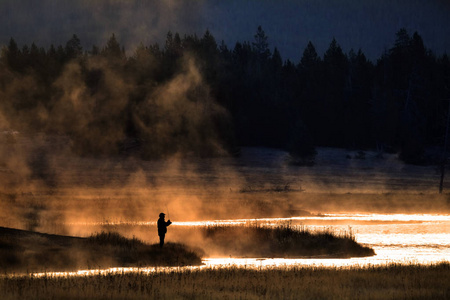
[65,34,83,60]
[5,37,22,72]
[102,33,124,60]
[299,41,320,71]
[321,38,349,147]
[252,25,271,61]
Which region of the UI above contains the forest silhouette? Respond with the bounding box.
[1,27,449,165]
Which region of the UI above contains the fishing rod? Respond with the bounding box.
[165,204,171,220]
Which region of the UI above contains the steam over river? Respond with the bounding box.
[2,144,449,275]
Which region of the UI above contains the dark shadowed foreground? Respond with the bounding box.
[1,263,449,300]
[0,227,202,273]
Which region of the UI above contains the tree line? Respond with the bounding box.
[0,27,449,164]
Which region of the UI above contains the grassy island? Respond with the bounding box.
[201,223,375,258]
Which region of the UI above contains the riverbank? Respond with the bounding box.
[0,227,202,273]
[1,263,448,299]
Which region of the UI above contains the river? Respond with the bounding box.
[200,212,450,268]
[43,212,449,278]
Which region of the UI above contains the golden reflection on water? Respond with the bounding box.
[32,252,447,279]
[67,213,450,226]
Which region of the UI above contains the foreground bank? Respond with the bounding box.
[0,227,202,273]
[1,263,448,299]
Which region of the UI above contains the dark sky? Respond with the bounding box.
[1,0,449,62]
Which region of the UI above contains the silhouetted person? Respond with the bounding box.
[157,212,172,248]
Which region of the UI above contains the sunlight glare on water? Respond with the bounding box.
[196,213,450,269]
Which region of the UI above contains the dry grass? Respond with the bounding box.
[0,227,202,273]
[0,263,448,299]
[200,223,374,258]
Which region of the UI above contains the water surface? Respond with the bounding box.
[59,212,449,275]
[201,213,449,268]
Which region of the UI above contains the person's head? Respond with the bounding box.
[159,212,165,219]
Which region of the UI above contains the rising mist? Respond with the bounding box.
[1,3,449,244]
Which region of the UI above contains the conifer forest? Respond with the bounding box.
[1,27,449,165]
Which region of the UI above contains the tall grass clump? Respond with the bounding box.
[202,223,374,258]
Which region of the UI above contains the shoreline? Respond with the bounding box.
[3,260,449,277]
[0,226,203,274]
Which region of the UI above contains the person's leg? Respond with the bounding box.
[159,234,165,248]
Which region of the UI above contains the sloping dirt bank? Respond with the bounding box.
[0,227,202,274]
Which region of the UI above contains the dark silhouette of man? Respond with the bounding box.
[157,212,172,248]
